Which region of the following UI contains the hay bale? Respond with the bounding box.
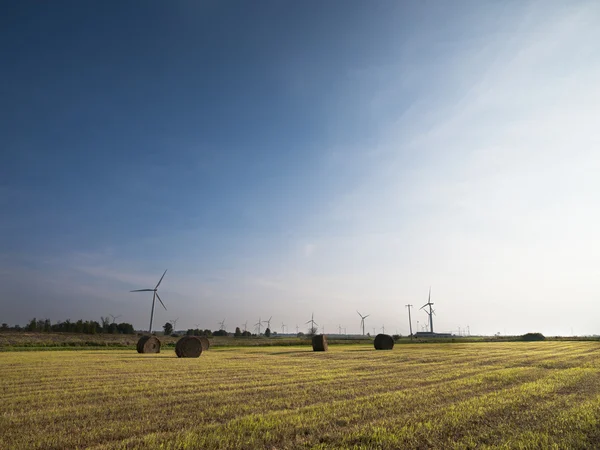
[312,334,328,351]
[374,333,394,350]
[175,336,203,358]
[198,336,210,351]
[137,336,161,354]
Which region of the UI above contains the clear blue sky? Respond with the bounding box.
[2,1,599,335]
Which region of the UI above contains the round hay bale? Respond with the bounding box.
[175,336,203,358]
[312,334,328,352]
[374,333,394,350]
[199,336,210,351]
[137,336,161,354]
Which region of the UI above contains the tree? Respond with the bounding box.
[234,327,242,337]
[27,318,37,332]
[163,322,173,335]
[264,327,271,337]
[308,326,318,337]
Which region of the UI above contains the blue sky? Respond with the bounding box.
[2,1,599,335]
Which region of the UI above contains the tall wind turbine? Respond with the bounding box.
[130,269,168,333]
[420,287,435,333]
[243,321,248,333]
[218,319,226,331]
[357,310,369,335]
[265,316,273,331]
[305,313,318,334]
[170,317,179,330]
[281,322,286,334]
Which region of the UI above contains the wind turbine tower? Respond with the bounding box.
[420,287,435,333]
[405,304,413,339]
[130,269,168,333]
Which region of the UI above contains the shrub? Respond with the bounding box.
[521,332,545,341]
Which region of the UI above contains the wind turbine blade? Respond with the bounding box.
[313,321,318,327]
[130,289,154,292]
[305,320,311,324]
[155,269,168,289]
[357,310,362,317]
[156,292,167,311]
[420,303,428,310]
[364,315,370,319]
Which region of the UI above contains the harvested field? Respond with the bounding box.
[2,342,600,449]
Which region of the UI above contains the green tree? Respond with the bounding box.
[163,322,173,335]
[264,327,271,337]
[234,327,242,337]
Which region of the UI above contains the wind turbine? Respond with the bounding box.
[109,314,122,324]
[305,313,318,334]
[170,317,179,330]
[420,287,435,333]
[218,319,226,331]
[265,316,273,331]
[381,325,385,334]
[130,269,168,333]
[357,311,369,335]
[255,317,263,335]
[243,321,248,333]
[281,322,286,334]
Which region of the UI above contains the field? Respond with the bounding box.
[2,342,600,449]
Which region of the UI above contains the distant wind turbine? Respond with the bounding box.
[305,313,318,334]
[420,287,435,333]
[109,314,122,324]
[357,311,369,335]
[255,317,263,335]
[130,269,168,333]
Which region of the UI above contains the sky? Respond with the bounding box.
[2,1,599,336]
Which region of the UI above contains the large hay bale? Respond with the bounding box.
[374,333,394,350]
[175,336,203,358]
[137,336,161,354]
[312,334,328,351]
[199,336,210,351]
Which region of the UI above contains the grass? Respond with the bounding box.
[1,342,600,449]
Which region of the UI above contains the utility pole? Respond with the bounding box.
[406,304,413,340]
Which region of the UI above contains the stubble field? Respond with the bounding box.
[1,342,600,449]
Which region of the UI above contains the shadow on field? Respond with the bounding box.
[267,350,311,355]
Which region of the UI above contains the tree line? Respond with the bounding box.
[1,317,135,334]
